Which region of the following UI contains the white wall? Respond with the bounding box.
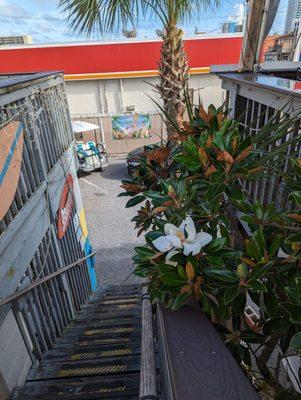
[189,74,225,108]
[66,73,224,117]
[66,80,101,115]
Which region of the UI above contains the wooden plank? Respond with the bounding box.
[158,303,259,400]
[139,285,157,397]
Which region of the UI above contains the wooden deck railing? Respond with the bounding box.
[157,303,259,400]
[219,71,301,209]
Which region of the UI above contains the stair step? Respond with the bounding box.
[42,342,141,362]
[12,374,140,399]
[54,333,141,349]
[62,322,140,338]
[28,355,141,381]
[70,313,141,326]
[11,284,143,400]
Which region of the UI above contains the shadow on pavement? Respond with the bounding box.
[101,159,129,181]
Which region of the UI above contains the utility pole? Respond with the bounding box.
[293,20,301,61]
[239,0,280,71]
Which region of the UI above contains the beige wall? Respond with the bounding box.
[66,74,224,154]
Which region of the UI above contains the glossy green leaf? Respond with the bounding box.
[263,317,289,335]
[231,292,246,315]
[135,247,156,259]
[205,268,239,282]
[205,237,226,252]
[125,195,145,208]
[281,303,301,323]
[172,291,192,310]
[160,273,186,287]
[226,184,244,201]
[289,332,301,350]
[206,255,224,267]
[224,286,241,305]
[264,285,278,318]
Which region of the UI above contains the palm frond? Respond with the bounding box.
[59,0,221,36]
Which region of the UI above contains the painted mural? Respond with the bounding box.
[112,114,151,140]
[57,173,74,239]
[57,152,97,291]
[0,121,23,221]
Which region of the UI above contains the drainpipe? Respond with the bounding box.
[119,79,125,112]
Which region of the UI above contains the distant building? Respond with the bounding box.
[264,33,295,61]
[222,21,243,33]
[0,35,33,46]
[284,0,301,33]
[0,35,243,154]
[261,34,281,61]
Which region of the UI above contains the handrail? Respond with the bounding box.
[0,251,96,308]
[139,285,157,399]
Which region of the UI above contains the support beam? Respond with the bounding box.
[239,0,280,71]
[239,0,267,71]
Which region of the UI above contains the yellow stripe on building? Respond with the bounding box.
[64,67,210,81]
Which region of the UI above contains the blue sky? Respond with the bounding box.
[0,0,289,44]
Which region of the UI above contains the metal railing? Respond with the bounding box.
[219,72,301,209]
[0,72,95,389]
[4,222,93,362]
[0,78,73,235]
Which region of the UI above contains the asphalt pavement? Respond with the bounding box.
[78,156,143,286]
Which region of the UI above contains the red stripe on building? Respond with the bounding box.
[0,36,242,75]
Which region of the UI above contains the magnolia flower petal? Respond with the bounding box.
[164,223,178,236]
[166,234,182,249]
[166,248,180,261]
[183,241,202,256]
[153,236,173,252]
[178,219,186,234]
[184,216,196,241]
[195,232,213,247]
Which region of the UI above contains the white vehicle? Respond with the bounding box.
[72,121,109,173]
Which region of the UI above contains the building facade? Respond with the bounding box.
[284,0,301,33]
[264,33,295,61]
[0,35,32,46]
[0,35,243,154]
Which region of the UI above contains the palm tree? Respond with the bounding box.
[59,0,219,139]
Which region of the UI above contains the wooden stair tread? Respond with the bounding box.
[11,285,142,400]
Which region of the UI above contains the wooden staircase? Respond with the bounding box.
[11,284,143,400]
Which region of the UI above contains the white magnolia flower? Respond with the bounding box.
[153,216,212,258]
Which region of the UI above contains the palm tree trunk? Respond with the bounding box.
[157,22,189,140]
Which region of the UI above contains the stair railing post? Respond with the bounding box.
[139,285,158,400]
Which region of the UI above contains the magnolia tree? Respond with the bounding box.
[120,103,301,398]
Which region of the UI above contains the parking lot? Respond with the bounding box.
[79,156,143,286]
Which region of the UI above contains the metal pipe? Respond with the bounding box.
[0,252,96,308]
